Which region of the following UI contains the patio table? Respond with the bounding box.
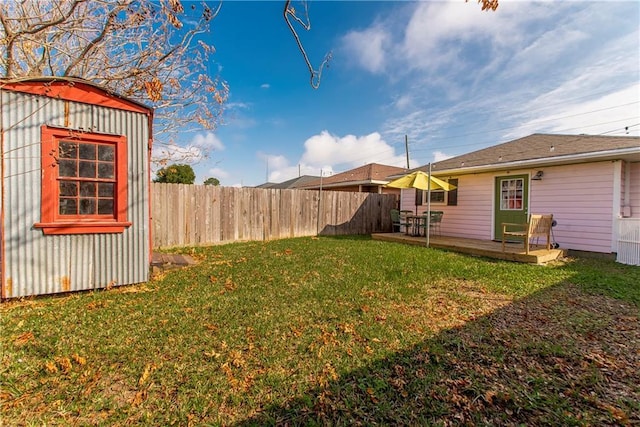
[405,214,428,236]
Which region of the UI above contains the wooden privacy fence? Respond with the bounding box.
[151,183,397,249]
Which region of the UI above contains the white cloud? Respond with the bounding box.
[191,132,225,151]
[260,83,270,89]
[433,151,453,162]
[226,102,251,110]
[152,143,203,166]
[340,1,639,158]
[151,132,225,167]
[301,131,407,168]
[263,131,415,184]
[207,167,229,179]
[393,94,412,111]
[257,152,320,183]
[342,24,390,73]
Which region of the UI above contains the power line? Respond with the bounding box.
[384,90,640,147]
[407,101,640,148]
[340,119,639,169]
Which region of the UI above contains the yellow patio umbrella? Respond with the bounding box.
[386,165,456,247]
[386,170,456,192]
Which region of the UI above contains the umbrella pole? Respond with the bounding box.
[426,163,431,247]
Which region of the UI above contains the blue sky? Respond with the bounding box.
[169,1,640,186]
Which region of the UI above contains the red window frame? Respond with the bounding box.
[35,125,131,234]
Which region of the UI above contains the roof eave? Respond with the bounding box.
[431,147,640,176]
[306,179,390,189]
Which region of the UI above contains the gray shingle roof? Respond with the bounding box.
[255,175,319,189]
[301,163,407,188]
[422,133,640,173]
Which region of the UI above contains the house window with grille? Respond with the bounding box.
[500,178,524,210]
[36,126,130,234]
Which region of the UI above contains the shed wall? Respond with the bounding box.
[1,89,150,298]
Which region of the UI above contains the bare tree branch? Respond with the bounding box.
[283,0,331,89]
[0,0,228,165]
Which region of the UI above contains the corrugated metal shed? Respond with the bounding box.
[1,78,152,298]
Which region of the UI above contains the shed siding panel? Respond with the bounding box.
[1,90,149,298]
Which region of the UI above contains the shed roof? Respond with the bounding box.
[0,77,152,115]
[417,133,640,175]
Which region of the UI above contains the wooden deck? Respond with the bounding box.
[371,233,566,264]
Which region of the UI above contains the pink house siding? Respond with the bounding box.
[400,162,620,253]
[627,162,640,216]
[440,174,493,240]
[400,174,494,240]
[527,162,614,253]
[400,189,417,215]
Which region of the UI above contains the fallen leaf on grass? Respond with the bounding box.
[86,301,108,310]
[338,323,355,335]
[14,331,35,346]
[55,357,73,374]
[72,353,87,366]
[204,350,221,359]
[229,350,246,368]
[366,387,379,403]
[222,277,237,292]
[45,361,58,373]
[138,363,158,387]
[131,390,147,406]
[316,363,338,388]
[484,390,498,404]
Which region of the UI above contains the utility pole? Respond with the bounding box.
[405,135,410,169]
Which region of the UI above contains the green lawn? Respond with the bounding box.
[2,236,638,425]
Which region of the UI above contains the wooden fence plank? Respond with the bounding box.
[151,183,397,249]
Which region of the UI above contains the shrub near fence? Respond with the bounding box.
[151,183,397,249]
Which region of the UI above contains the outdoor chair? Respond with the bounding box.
[429,211,444,236]
[501,214,553,254]
[417,211,444,237]
[390,209,410,233]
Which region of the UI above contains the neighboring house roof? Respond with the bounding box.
[411,133,640,176]
[301,163,407,189]
[255,175,319,189]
